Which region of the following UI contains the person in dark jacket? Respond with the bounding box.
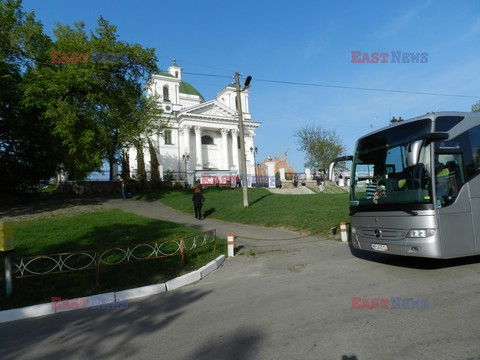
[192,188,205,219]
[119,177,126,199]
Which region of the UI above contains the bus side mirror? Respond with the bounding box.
[407,132,449,166]
[407,140,423,167]
[328,155,353,181]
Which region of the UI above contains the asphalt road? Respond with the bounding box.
[1,236,480,360]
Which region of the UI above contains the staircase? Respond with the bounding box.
[323,184,349,194]
[305,181,350,194]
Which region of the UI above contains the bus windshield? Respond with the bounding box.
[350,119,434,211]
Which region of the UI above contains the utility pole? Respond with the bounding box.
[234,72,251,208]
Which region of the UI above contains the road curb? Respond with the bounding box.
[0,302,55,323]
[0,254,226,324]
[116,283,167,301]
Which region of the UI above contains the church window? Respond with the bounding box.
[175,71,179,78]
[163,86,169,101]
[202,135,214,145]
[164,130,173,145]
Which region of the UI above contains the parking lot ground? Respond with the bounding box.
[1,198,480,359]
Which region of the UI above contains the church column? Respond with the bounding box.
[247,132,255,176]
[231,129,239,171]
[194,126,203,170]
[182,125,191,171]
[221,128,229,170]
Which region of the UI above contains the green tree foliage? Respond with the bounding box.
[1,0,164,192]
[88,17,161,180]
[148,138,160,183]
[121,94,164,184]
[22,17,161,180]
[294,124,345,171]
[472,100,480,112]
[0,0,60,192]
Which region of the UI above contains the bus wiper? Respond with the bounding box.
[389,205,418,216]
[349,205,417,216]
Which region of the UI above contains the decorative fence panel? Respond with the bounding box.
[11,230,216,286]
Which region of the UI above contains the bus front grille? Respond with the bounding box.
[357,228,407,241]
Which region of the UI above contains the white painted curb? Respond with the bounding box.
[165,270,201,291]
[199,260,218,278]
[0,254,227,324]
[116,283,166,301]
[0,303,54,323]
[215,254,226,267]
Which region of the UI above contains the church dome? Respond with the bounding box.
[179,81,205,101]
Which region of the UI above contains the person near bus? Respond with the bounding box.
[192,188,205,220]
[366,176,379,198]
[293,175,299,187]
[317,174,325,193]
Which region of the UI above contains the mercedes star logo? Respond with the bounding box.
[374,229,382,238]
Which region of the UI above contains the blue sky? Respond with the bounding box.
[23,0,480,172]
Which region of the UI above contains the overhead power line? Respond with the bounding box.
[183,71,479,99]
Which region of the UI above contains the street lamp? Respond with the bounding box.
[182,153,189,179]
[235,72,252,208]
[250,146,258,185]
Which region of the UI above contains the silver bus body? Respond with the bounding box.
[348,111,480,259]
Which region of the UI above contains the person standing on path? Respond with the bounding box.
[192,188,205,219]
[318,174,325,193]
[119,177,126,200]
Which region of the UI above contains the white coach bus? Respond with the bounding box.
[333,111,480,258]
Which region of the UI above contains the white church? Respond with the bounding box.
[127,60,261,185]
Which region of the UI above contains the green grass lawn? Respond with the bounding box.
[137,187,350,237]
[0,209,225,310]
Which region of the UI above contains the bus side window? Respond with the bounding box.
[434,125,480,207]
[468,125,480,174]
[435,155,463,207]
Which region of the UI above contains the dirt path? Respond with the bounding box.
[0,195,115,221]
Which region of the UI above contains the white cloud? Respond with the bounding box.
[373,1,432,40]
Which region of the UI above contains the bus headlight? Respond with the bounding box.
[406,229,436,238]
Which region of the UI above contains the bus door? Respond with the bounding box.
[435,152,476,256]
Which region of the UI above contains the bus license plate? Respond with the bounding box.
[370,243,388,252]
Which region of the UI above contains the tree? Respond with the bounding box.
[88,17,161,180]
[294,124,345,171]
[0,0,61,192]
[472,100,480,112]
[120,94,165,185]
[148,138,160,183]
[22,15,162,181]
[1,0,164,191]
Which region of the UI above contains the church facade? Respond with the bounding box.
[126,60,260,185]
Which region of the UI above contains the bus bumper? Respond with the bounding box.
[350,213,442,258]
